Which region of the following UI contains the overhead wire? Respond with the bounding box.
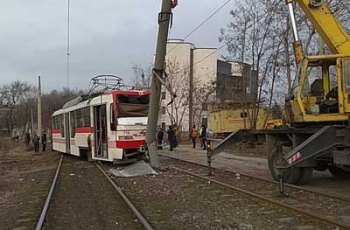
[171,0,284,75]
[66,0,71,89]
[167,0,232,55]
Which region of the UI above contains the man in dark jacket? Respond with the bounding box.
[157,127,164,150]
[42,131,47,152]
[25,132,31,146]
[167,126,175,151]
[33,133,40,153]
[200,125,207,150]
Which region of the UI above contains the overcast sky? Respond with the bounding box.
[0,0,233,92]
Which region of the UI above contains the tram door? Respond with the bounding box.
[64,113,70,153]
[94,105,108,158]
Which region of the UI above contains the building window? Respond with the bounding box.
[162,122,166,131]
[162,106,166,115]
[202,118,208,127]
[202,103,208,111]
[161,92,166,100]
[240,112,248,118]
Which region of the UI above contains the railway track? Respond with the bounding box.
[160,154,350,230]
[160,153,350,201]
[35,154,153,230]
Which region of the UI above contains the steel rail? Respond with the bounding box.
[95,163,154,230]
[35,154,64,230]
[174,167,350,230]
[160,153,350,202]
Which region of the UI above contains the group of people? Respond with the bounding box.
[157,125,180,151]
[25,131,47,153]
[157,124,208,151]
[190,125,207,150]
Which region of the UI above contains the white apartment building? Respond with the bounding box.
[158,39,257,134]
[158,39,218,133]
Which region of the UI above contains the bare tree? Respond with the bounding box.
[131,64,152,90]
[0,81,33,136]
[163,59,191,130]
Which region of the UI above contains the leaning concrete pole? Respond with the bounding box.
[37,76,42,152]
[146,0,173,168]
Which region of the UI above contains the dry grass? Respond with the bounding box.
[0,139,27,152]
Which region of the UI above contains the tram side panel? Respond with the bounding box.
[52,114,67,153]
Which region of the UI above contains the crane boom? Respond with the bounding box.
[291,0,350,55]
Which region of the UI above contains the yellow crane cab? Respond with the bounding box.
[286,55,350,125]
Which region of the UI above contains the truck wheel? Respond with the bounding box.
[268,147,301,184]
[313,163,328,172]
[328,166,350,179]
[296,168,313,185]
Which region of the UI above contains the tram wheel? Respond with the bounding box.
[268,147,301,184]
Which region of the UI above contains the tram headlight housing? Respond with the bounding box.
[119,136,134,140]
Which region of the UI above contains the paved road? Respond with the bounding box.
[160,145,350,200]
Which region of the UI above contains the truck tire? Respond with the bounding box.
[296,167,313,185]
[328,166,350,179]
[268,147,301,184]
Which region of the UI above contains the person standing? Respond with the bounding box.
[167,126,175,151]
[33,133,40,153]
[173,124,179,148]
[25,132,31,146]
[157,127,164,150]
[200,125,207,150]
[199,126,203,148]
[42,131,47,152]
[190,125,198,149]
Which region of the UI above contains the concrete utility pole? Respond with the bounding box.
[146,0,173,168]
[31,109,34,139]
[37,76,42,152]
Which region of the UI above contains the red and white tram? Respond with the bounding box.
[52,90,150,163]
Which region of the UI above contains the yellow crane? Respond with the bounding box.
[208,0,350,184]
[285,0,350,125]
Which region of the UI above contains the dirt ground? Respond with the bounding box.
[161,157,350,227]
[160,145,350,201]
[113,168,334,230]
[0,140,60,230]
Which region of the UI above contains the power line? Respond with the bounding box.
[167,0,232,55]
[66,0,70,89]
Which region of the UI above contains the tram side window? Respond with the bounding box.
[110,104,116,131]
[61,115,65,138]
[52,115,61,130]
[75,109,82,127]
[74,107,91,128]
[70,112,76,138]
[82,107,91,127]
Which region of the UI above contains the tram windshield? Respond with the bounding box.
[116,94,150,118]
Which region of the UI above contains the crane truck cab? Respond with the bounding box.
[208,0,350,184]
[286,55,350,125]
